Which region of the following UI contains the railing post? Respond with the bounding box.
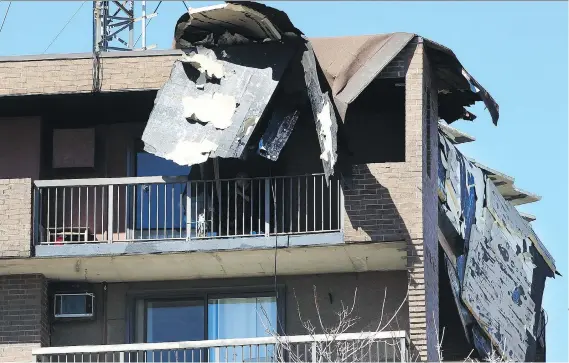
[264,179,270,236]
[33,186,41,246]
[186,181,192,240]
[340,182,345,232]
[119,351,125,363]
[311,341,317,363]
[400,337,406,363]
[107,185,114,243]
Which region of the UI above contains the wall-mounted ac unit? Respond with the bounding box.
[53,292,95,319]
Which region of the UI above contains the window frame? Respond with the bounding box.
[126,284,286,344]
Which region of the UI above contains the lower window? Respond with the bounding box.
[134,293,278,362]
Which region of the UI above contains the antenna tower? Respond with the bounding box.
[93,1,157,52]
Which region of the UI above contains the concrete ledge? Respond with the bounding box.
[35,232,344,258]
[0,49,183,63]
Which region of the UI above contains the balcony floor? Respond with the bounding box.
[1,240,406,282]
[35,231,345,258]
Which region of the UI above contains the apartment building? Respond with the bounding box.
[0,3,554,363]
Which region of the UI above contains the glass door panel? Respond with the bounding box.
[146,300,205,362]
[208,297,277,362]
[134,152,189,240]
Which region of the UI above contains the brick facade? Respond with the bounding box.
[0,39,439,361]
[0,179,33,258]
[0,52,179,96]
[341,39,439,361]
[342,41,423,245]
[0,274,49,363]
[422,53,440,363]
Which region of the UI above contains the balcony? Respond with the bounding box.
[33,331,408,363]
[33,174,343,257]
[0,172,406,280]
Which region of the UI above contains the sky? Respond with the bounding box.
[0,0,567,361]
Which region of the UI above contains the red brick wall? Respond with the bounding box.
[0,274,48,363]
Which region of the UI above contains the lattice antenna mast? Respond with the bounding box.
[93,1,157,52]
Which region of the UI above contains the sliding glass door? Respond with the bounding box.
[138,294,277,362]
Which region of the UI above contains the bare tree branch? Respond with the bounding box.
[257,283,410,363]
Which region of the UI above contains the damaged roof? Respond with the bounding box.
[438,121,476,144]
[470,159,542,206]
[438,132,555,362]
[143,1,500,179]
[310,33,499,124]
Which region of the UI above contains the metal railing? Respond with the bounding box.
[33,331,408,363]
[33,174,343,245]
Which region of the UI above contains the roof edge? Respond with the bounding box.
[0,49,183,63]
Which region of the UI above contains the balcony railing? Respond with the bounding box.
[33,331,408,363]
[33,174,343,245]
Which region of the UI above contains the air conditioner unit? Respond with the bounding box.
[53,292,95,319]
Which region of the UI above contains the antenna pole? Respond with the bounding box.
[92,1,156,52]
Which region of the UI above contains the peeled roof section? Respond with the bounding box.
[175,3,499,126]
[146,1,340,180]
[470,159,542,206]
[143,2,500,176]
[311,33,499,124]
[438,121,476,144]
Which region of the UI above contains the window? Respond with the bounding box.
[134,294,278,343]
[208,297,277,340]
[146,300,205,343]
[133,293,278,362]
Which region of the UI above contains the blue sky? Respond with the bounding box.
[0,1,567,361]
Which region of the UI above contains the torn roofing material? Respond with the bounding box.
[520,212,537,223]
[424,38,499,125]
[142,43,296,165]
[311,33,499,124]
[174,2,302,48]
[437,121,539,206]
[470,159,542,206]
[147,1,339,180]
[438,132,556,362]
[438,121,475,144]
[439,133,555,273]
[147,1,500,179]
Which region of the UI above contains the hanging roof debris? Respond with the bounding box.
[438,121,476,144]
[437,120,540,206]
[520,212,537,223]
[310,33,499,123]
[438,132,556,362]
[142,1,500,177]
[470,159,542,206]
